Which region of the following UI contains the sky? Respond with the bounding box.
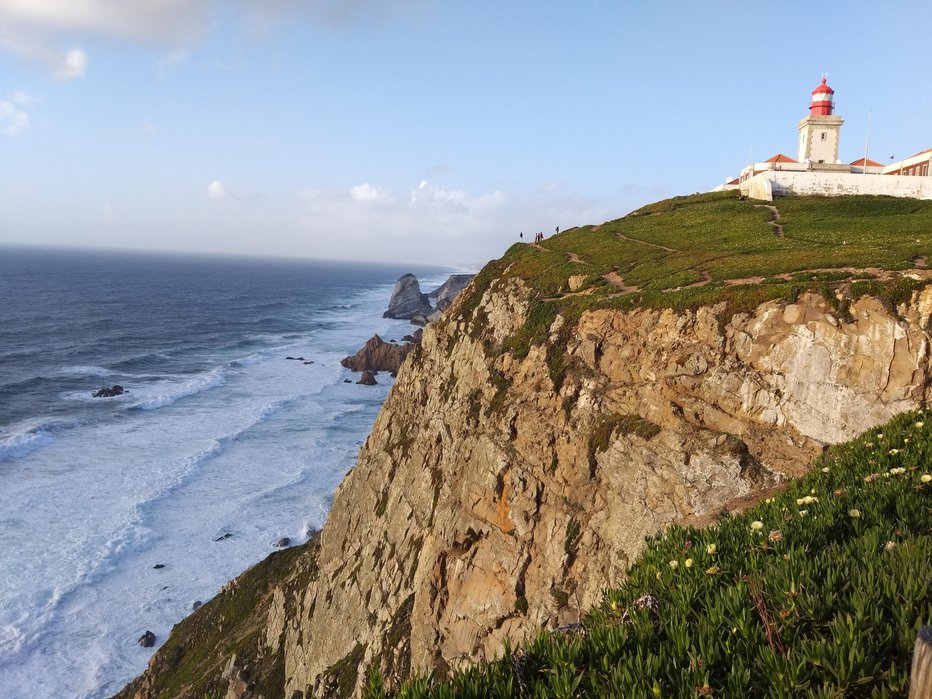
[1,1,930,266]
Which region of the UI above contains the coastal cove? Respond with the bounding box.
[0,248,460,699]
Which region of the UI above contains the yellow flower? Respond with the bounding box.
[916,421,925,428]
[684,558,694,568]
[796,495,818,506]
[821,466,830,473]
[849,509,861,518]
[668,559,679,569]
[888,448,900,455]
[798,510,808,516]
[921,474,931,483]
[750,520,764,531]
[889,467,906,475]
[706,543,717,555]
[705,565,720,575]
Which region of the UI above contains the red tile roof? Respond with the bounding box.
[850,157,883,167]
[763,153,798,163]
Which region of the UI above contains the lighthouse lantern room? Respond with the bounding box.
[809,76,835,116]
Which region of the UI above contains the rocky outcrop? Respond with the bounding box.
[118,278,932,699]
[93,385,125,397]
[357,370,378,386]
[384,273,475,324]
[383,274,432,320]
[341,335,414,374]
[427,274,476,311]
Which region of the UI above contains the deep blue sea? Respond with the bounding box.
[0,247,455,698]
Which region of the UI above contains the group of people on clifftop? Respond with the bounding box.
[520,226,558,244]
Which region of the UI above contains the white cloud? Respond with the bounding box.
[350,182,393,203]
[207,180,229,200]
[0,0,210,42]
[54,47,87,79]
[0,90,35,135]
[410,180,468,206]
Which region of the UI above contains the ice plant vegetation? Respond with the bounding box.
[372,410,932,698]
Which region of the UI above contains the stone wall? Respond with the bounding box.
[740,171,932,201]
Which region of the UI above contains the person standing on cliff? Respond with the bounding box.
[520,231,523,242]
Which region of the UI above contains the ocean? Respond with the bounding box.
[0,247,455,698]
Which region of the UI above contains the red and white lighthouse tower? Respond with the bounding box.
[797,75,844,166]
[809,76,835,116]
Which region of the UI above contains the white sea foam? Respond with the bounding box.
[135,365,228,410]
[0,428,54,462]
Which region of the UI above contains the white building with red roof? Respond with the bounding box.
[715,77,931,201]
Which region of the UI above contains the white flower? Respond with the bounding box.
[915,421,925,428]
[849,509,862,518]
[750,520,764,531]
[889,467,906,476]
[668,559,679,569]
[884,541,896,551]
[821,466,830,473]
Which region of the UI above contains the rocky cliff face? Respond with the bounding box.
[120,277,932,699]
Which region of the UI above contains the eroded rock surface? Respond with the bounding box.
[119,281,932,699]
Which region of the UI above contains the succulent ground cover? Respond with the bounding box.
[370,410,932,698]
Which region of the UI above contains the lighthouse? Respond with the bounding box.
[797,75,844,165]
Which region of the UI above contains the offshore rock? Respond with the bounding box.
[427,274,475,311]
[341,335,414,374]
[357,370,378,386]
[92,385,125,398]
[383,274,431,320]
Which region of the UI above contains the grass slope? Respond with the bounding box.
[371,411,932,698]
[451,193,932,356]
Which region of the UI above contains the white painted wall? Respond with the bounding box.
[739,172,932,202]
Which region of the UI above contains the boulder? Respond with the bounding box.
[383,274,432,320]
[341,335,414,374]
[357,370,378,386]
[427,274,475,311]
[92,385,125,398]
[138,630,156,648]
[274,537,291,548]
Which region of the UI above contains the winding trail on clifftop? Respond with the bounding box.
[755,204,784,238]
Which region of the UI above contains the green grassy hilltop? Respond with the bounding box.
[372,412,932,698]
[458,192,932,341]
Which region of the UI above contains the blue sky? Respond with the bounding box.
[1,1,930,266]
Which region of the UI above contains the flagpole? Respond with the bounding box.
[863,109,872,174]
